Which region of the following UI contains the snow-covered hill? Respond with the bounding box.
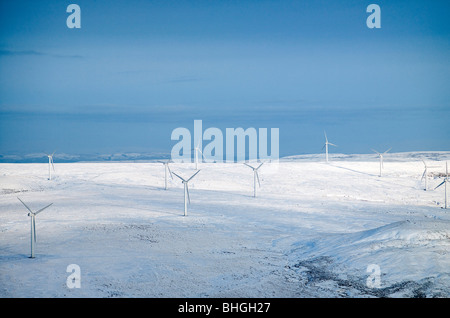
[0,152,449,297]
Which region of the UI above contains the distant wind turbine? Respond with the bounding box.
[371,148,391,177]
[172,170,201,216]
[17,197,53,258]
[45,152,55,180]
[435,162,449,209]
[244,162,264,197]
[421,159,439,191]
[158,160,173,190]
[322,131,337,163]
[192,142,205,170]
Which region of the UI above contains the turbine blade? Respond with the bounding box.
[17,197,33,214]
[186,184,191,204]
[328,143,337,147]
[244,163,255,170]
[196,147,206,161]
[172,172,185,182]
[421,170,426,181]
[324,131,328,142]
[256,171,261,187]
[422,159,427,168]
[435,181,445,190]
[256,162,264,170]
[167,164,173,179]
[371,149,380,155]
[51,158,55,171]
[187,169,201,182]
[35,203,53,215]
[322,144,326,150]
[383,147,392,154]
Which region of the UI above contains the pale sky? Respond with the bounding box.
[0,0,449,159]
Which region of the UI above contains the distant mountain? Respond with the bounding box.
[282,151,450,162]
[0,152,171,163]
[1,151,449,163]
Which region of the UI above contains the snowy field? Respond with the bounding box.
[1,152,450,298]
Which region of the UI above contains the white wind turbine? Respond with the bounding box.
[192,142,205,170]
[17,197,53,258]
[244,162,264,197]
[322,131,337,163]
[371,148,391,177]
[45,151,55,180]
[158,160,173,190]
[421,159,439,191]
[172,170,201,216]
[435,162,449,209]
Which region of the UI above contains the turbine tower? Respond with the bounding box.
[17,197,53,258]
[435,162,449,209]
[172,170,201,216]
[45,152,55,180]
[192,142,204,170]
[371,148,391,177]
[421,159,439,191]
[322,131,337,163]
[244,162,264,197]
[158,160,173,190]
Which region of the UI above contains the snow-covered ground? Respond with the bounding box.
[1,152,449,298]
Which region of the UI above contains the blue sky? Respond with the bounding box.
[0,0,449,159]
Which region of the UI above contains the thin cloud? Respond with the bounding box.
[0,49,83,59]
[0,49,43,56]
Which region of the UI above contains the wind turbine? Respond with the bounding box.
[158,160,173,190]
[421,159,439,191]
[371,148,391,177]
[45,152,55,180]
[172,170,201,216]
[192,142,205,170]
[17,197,53,258]
[322,131,337,163]
[244,162,264,197]
[435,162,449,209]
